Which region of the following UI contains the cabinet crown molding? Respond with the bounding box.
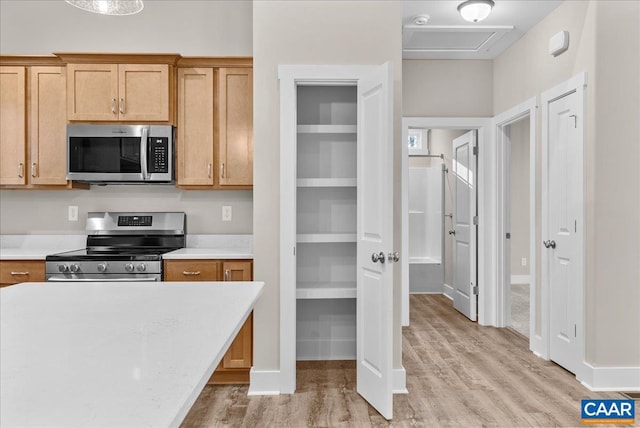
[54,53,182,65]
[0,56,63,66]
[177,57,252,68]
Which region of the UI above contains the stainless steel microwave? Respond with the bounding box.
[66,124,174,183]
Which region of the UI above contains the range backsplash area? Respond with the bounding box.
[0,186,252,235]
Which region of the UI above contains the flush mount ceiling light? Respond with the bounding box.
[457,0,495,23]
[65,0,144,16]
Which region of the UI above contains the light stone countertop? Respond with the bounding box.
[0,280,264,428]
[0,234,253,260]
[0,235,85,260]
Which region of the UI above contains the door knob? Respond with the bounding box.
[448,230,456,236]
[388,252,400,263]
[543,240,556,249]
[371,252,386,264]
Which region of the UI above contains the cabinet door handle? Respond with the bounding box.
[31,163,37,178]
[119,98,124,114]
[10,271,30,275]
[224,269,230,281]
[208,163,212,178]
[111,98,116,114]
[220,163,225,178]
[17,163,24,178]
[182,271,201,276]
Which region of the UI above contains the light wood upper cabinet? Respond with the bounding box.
[67,63,170,122]
[177,68,215,186]
[1,63,77,188]
[176,62,253,189]
[218,68,253,186]
[30,66,68,185]
[0,66,27,185]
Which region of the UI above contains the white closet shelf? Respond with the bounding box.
[297,178,357,187]
[296,282,356,299]
[297,124,357,134]
[296,233,357,243]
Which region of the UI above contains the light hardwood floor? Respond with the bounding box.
[182,295,634,427]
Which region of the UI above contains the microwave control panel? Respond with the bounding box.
[148,137,169,173]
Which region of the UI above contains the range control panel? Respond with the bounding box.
[117,216,152,227]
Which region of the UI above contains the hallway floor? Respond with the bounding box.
[181,295,632,427]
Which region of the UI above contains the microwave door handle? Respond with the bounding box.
[140,126,149,180]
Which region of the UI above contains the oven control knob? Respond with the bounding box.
[97,263,107,273]
[136,263,146,272]
[57,264,69,273]
[125,263,135,272]
[69,264,80,273]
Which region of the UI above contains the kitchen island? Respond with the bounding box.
[0,280,264,428]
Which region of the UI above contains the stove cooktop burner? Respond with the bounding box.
[46,248,174,262]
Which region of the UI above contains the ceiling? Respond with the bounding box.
[403,0,562,59]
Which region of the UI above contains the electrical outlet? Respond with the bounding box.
[521,257,527,267]
[222,205,232,222]
[68,205,78,222]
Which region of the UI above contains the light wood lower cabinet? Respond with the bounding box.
[163,259,253,384]
[0,260,45,287]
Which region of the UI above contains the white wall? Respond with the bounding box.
[494,0,640,367]
[252,0,402,373]
[0,0,252,56]
[403,60,493,117]
[0,0,254,235]
[508,119,530,278]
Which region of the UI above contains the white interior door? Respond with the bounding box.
[545,90,581,372]
[452,131,477,321]
[356,62,394,420]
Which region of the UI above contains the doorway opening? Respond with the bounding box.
[401,118,491,326]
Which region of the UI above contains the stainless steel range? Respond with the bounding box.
[46,212,186,282]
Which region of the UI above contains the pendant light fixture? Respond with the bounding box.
[65,0,144,16]
[457,0,495,23]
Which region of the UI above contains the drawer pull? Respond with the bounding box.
[10,271,30,275]
[182,271,201,276]
[224,269,230,281]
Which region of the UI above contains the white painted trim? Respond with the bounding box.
[247,369,281,396]
[493,97,537,340]
[442,283,454,300]
[401,117,493,326]
[579,363,640,392]
[510,275,530,284]
[401,119,410,327]
[393,367,408,394]
[540,72,587,375]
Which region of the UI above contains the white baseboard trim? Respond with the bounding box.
[393,367,408,394]
[247,368,281,396]
[510,275,530,284]
[409,291,442,295]
[579,363,640,391]
[442,283,454,300]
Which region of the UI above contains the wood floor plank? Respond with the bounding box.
[181,294,635,427]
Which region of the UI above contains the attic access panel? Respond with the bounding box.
[403,25,514,59]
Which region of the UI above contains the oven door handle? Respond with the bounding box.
[140,126,149,180]
[47,277,159,282]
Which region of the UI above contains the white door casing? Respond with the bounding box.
[452,131,478,321]
[277,64,396,418]
[541,72,586,377]
[356,62,394,420]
